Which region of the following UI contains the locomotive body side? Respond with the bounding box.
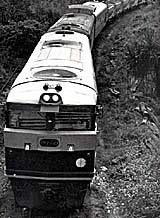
[83,1,108,38]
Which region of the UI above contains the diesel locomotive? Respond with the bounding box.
[3,0,148,217]
[4,1,107,216]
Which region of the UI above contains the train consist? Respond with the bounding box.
[3,0,149,217]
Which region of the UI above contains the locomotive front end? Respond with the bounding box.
[4,31,99,212]
[4,93,97,210]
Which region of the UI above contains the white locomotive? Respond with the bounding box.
[4,1,107,216]
[3,0,149,216]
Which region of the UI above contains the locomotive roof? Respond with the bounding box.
[48,13,95,36]
[8,31,97,105]
[38,40,82,65]
[68,4,96,15]
[83,1,107,17]
[11,31,97,93]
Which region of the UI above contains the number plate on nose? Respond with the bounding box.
[40,139,59,147]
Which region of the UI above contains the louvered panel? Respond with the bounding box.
[54,113,91,130]
[55,113,90,119]
[17,112,92,130]
[19,118,46,130]
[70,48,81,62]
[37,48,51,61]
[48,47,70,60]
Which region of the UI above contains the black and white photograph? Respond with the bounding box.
[0,0,160,217]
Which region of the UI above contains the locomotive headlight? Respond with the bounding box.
[76,158,86,168]
[52,94,60,102]
[43,94,50,102]
[40,93,62,105]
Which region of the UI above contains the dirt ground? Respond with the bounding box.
[0,3,160,218]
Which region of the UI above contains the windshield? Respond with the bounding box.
[33,69,77,79]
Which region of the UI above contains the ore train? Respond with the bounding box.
[4,0,148,217]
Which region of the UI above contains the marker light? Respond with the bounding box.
[76,158,86,168]
[24,143,31,150]
[55,84,62,92]
[67,144,74,152]
[43,94,50,102]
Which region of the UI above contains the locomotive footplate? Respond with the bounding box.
[11,178,89,210]
[6,147,95,210]
[5,148,95,179]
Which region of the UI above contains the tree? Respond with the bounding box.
[0,20,49,59]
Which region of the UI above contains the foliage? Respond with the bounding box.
[0,20,49,60]
[0,0,86,25]
[91,4,160,218]
[0,0,86,77]
[126,24,160,97]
